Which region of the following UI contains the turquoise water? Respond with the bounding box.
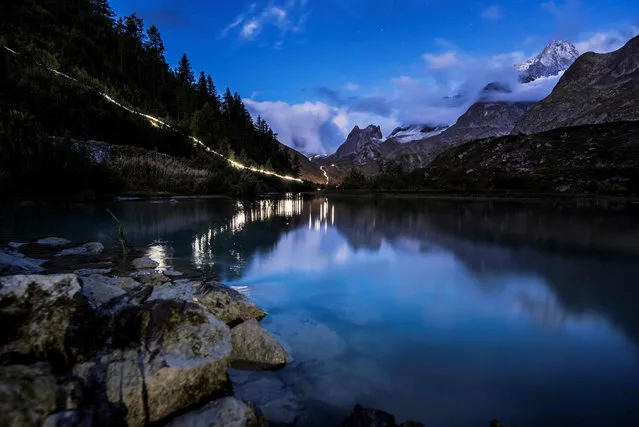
[2,196,639,426]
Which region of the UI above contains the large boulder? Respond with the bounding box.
[78,300,233,427]
[80,275,126,309]
[0,274,97,366]
[0,363,84,427]
[163,397,267,427]
[230,319,290,370]
[132,257,159,269]
[150,280,266,326]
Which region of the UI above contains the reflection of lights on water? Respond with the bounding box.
[146,244,168,269]
[192,195,304,269]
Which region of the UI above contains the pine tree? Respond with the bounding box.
[221,88,234,119]
[176,53,194,87]
[206,75,219,112]
[196,71,208,109]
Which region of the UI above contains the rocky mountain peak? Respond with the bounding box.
[516,40,580,83]
[334,124,384,158]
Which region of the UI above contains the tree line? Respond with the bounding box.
[1,0,298,175]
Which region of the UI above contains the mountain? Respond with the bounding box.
[334,125,384,158]
[388,101,535,169]
[513,35,639,134]
[515,40,580,83]
[423,120,639,196]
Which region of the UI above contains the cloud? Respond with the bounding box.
[575,26,639,53]
[422,51,463,69]
[481,5,503,21]
[221,0,309,47]
[242,99,399,154]
[344,82,359,91]
[240,20,260,39]
[350,97,392,117]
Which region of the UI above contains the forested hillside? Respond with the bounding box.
[0,0,305,198]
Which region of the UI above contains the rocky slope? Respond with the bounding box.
[515,40,580,83]
[333,125,384,158]
[389,102,535,169]
[513,35,639,134]
[423,120,639,195]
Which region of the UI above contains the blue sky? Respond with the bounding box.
[110,0,639,154]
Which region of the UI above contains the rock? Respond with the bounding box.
[0,363,83,427]
[56,242,104,257]
[42,411,82,427]
[80,275,126,309]
[37,237,72,246]
[130,269,170,284]
[0,249,45,275]
[230,319,290,370]
[163,397,266,427]
[343,404,396,427]
[108,276,140,291]
[163,269,184,277]
[73,268,112,276]
[131,256,159,269]
[149,280,266,326]
[85,300,233,427]
[0,274,97,365]
[8,242,26,249]
[233,376,305,425]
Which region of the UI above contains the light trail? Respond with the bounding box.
[319,165,329,185]
[3,45,303,183]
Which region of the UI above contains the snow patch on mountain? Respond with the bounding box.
[387,125,449,143]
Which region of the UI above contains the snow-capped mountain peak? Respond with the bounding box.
[515,40,580,83]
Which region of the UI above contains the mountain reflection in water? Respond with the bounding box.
[1,196,638,426]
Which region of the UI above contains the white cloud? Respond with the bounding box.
[422,51,463,69]
[240,20,260,40]
[575,27,639,54]
[242,99,400,154]
[221,0,309,46]
[481,5,503,21]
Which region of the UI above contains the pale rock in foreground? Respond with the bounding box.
[164,397,267,427]
[76,300,233,427]
[231,319,290,369]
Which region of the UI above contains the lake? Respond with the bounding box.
[2,195,639,427]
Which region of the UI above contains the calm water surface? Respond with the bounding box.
[2,196,639,427]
